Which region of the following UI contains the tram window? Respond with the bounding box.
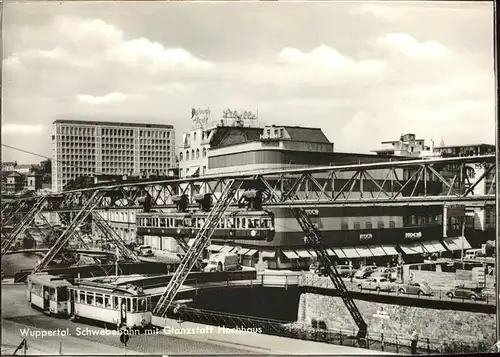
[113,296,119,310]
[227,218,233,228]
[86,293,94,305]
[95,294,103,307]
[241,218,246,229]
[126,298,131,312]
[254,219,260,228]
[147,296,151,310]
[49,288,56,301]
[57,287,68,301]
[138,298,146,312]
[175,218,182,227]
[132,298,138,312]
[160,218,166,227]
[80,291,86,303]
[146,218,152,226]
[248,220,254,228]
[236,218,240,229]
[261,219,269,228]
[220,219,225,229]
[104,295,111,308]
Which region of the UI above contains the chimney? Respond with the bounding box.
[430,139,435,152]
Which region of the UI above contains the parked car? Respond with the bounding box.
[136,245,154,257]
[357,277,394,293]
[371,267,397,281]
[315,264,353,277]
[446,285,485,301]
[397,281,433,296]
[354,266,377,279]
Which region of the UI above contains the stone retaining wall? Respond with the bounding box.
[298,292,495,347]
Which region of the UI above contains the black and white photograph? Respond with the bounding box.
[1,0,498,355]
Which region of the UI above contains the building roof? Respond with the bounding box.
[281,126,331,144]
[435,143,495,149]
[53,119,174,129]
[2,161,17,166]
[7,172,24,177]
[210,126,263,148]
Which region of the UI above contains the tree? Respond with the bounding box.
[63,176,94,191]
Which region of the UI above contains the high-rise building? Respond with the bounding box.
[51,120,175,192]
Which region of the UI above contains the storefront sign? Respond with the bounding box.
[404,232,422,239]
[305,209,319,216]
[359,233,373,241]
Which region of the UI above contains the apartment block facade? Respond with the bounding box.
[52,120,175,192]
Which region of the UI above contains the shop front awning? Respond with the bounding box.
[367,245,387,256]
[399,243,426,255]
[283,250,300,259]
[420,240,445,253]
[307,250,318,258]
[380,245,398,256]
[261,250,276,258]
[219,245,233,253]
[208,244,223,252]
[186,167,200,178]
[442,236,472,251]
[295,249,312,258]
[237,248,249,255]
[430,241,447,252]
[326,248,336,257]
[341,247,360,258]
[332,248,347,258]
[355,247,373,257]
[243,249,258,257]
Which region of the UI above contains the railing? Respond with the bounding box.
[300,273,496,306]
[166,305,492,354]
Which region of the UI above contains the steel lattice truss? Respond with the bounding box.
[0,155,496,221]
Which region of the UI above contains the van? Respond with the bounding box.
[465,249,483,260]
[204,253,241,272]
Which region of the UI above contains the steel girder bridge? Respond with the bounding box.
[0,154,496,339]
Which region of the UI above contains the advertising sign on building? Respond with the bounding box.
[359,233,373,241]
[472,267,487,288]
[404,232,422,240]
[445,205,466,217]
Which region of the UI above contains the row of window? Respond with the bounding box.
[30,283,68,300]
[73,290,150,312]
[137,216,274,229]
[57,127,95,135]
[179,148,207,161]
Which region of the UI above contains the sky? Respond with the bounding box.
[1,1,495,164]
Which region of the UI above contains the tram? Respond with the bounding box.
[137,210,275,241]
[136,190,276,241]
[27,273,72,316]
[27,273,153,329]
[68,280,152,329]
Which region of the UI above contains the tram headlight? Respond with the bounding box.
[251,230,257,237]
[141,318,146,325]
[177,228,181,235]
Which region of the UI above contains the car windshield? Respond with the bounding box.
[209,260,219,265]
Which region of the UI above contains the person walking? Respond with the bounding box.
[410,329,419,354]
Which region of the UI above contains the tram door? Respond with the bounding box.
[120,298,127,326]
[69,290,75,315]
[43,286,50,311]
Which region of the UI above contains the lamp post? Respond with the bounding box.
[373,307,390,351]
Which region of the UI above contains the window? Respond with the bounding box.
[196,149,200,159]
[377,221,384,229]
[191,149,195,159]
[132,298,138,312]
[203,147,207,157]
[95,294,104,307]
[138,298,146,312]
[353,221,361,230]
[365,222,373,229]
[186,151,190,160]
[113,296,119,310]
[179,152,183,161]
[86,292,94,305]
[104,295,111,308]
[126,298,131,312]
[80,291,86,303]
[389,220,396,228]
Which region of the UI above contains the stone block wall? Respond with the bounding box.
[298,293,496,347]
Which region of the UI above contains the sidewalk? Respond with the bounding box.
[151,316,390,355]
[1,319,143,356]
